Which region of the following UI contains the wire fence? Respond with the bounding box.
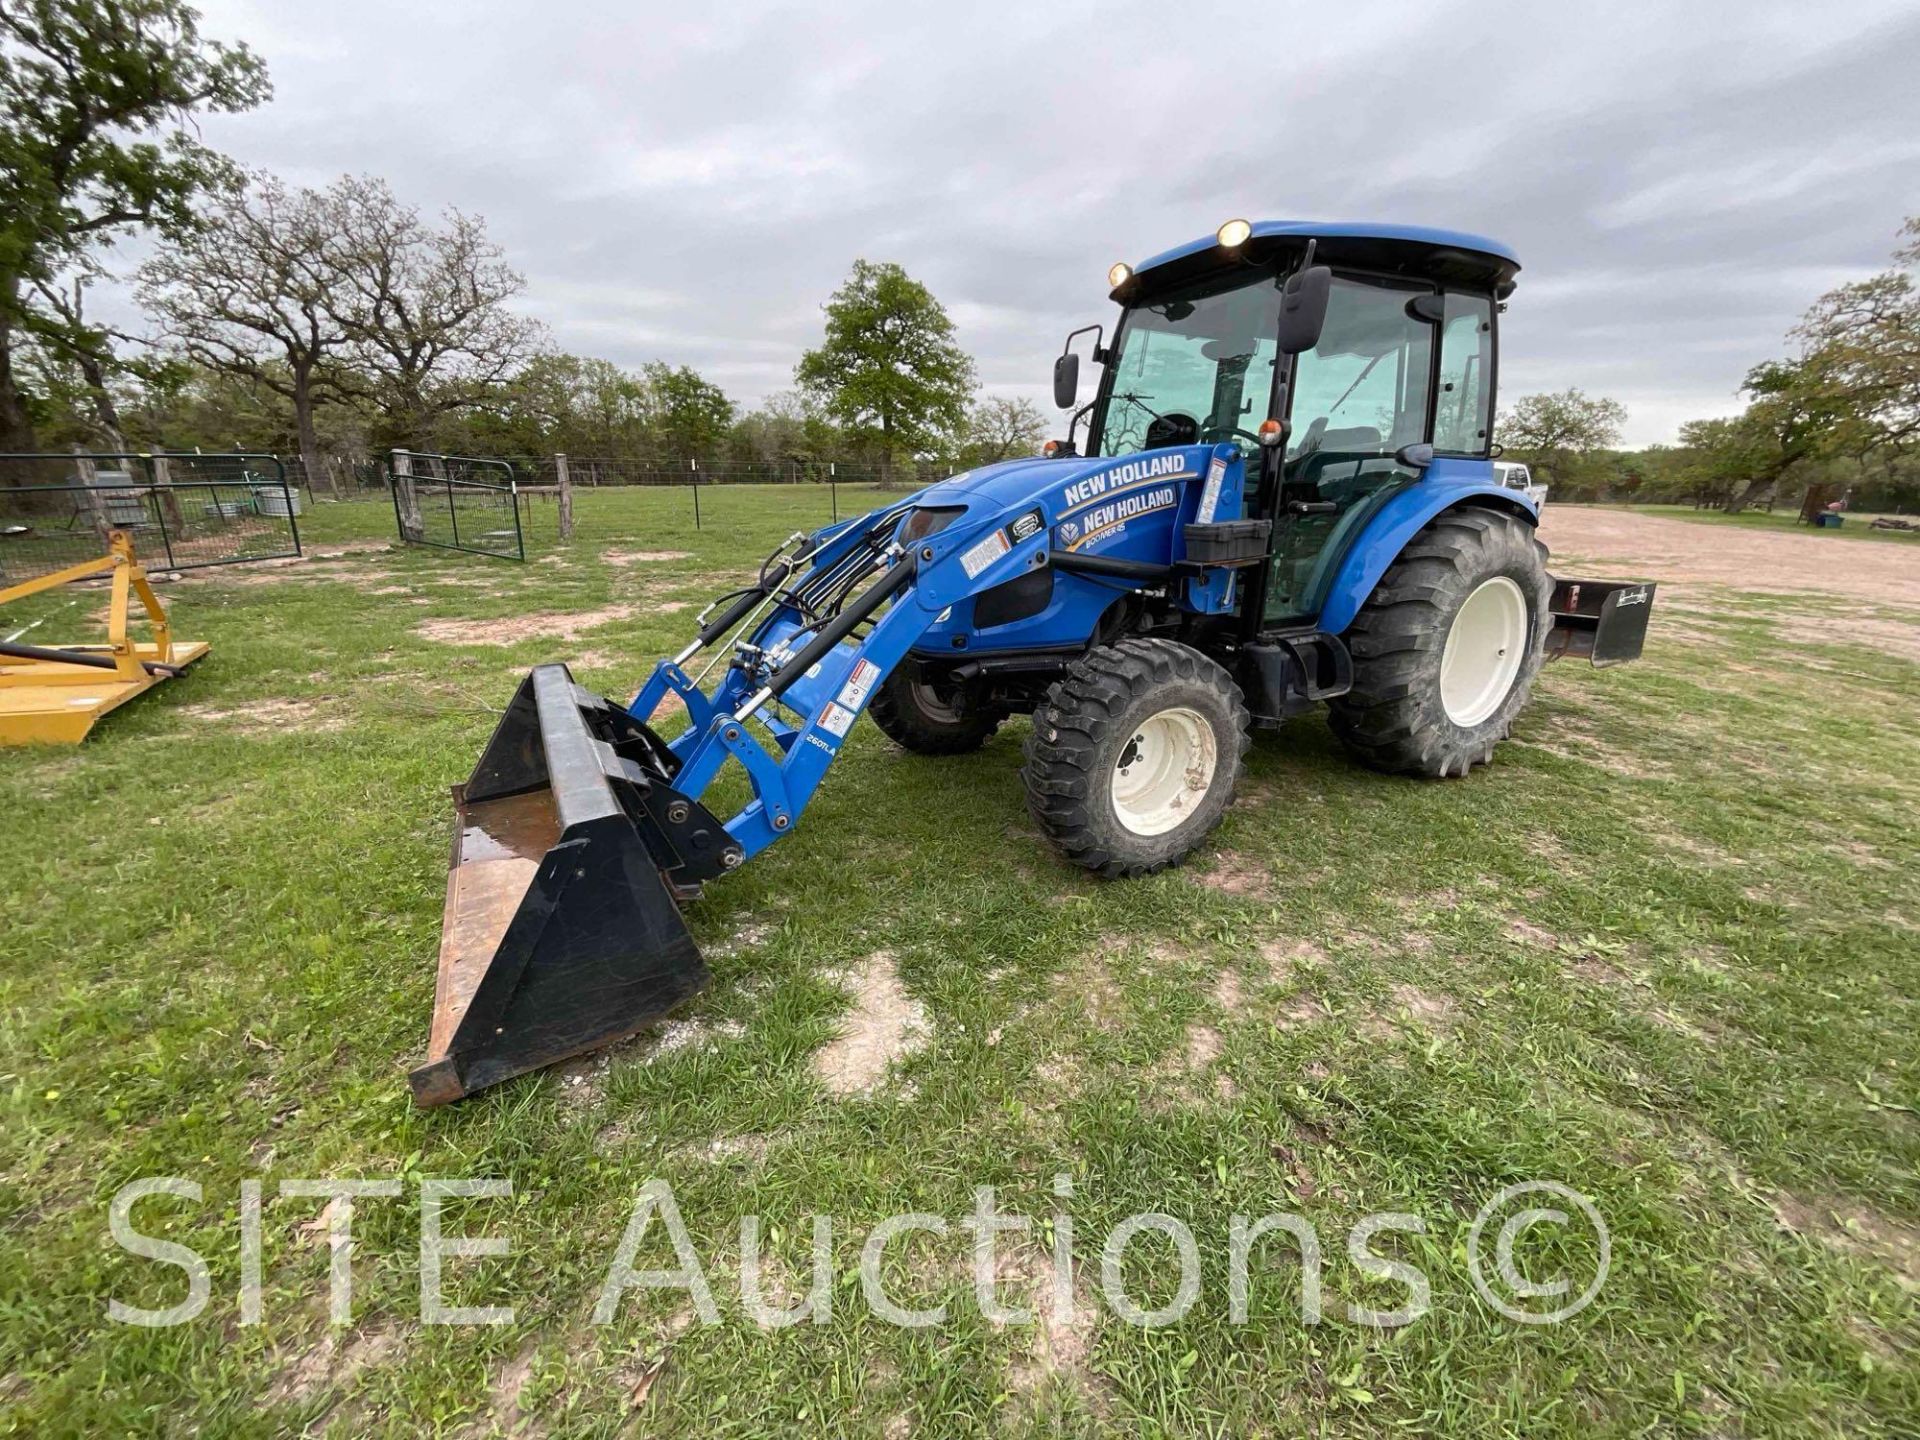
[0,453,302,586]
[528,455,937,532]
[530,456,897,489]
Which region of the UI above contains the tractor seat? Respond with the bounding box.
[1314,426,1384,454]
[1288,427,1388,501]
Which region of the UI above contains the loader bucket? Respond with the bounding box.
[409,664,736,1106]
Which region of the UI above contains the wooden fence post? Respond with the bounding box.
[392,448,424,542]
[148,453,186,531]
[555,452,574,541]
[71,446,112,550]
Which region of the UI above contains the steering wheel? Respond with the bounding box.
[1202,423,1263,447]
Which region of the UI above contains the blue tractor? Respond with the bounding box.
[411,219,1656,1105]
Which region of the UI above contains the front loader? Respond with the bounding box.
[410,219,1656,1105]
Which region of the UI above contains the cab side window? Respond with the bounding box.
[1433,294,1493,455]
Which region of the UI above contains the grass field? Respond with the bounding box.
[1625,503,1920,544]
[2,487,1916,1437]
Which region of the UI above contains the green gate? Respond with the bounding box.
[387,451,524,561]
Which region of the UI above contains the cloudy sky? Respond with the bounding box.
[151,0,1920,445]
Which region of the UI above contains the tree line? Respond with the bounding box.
[5,2,1914,511]
[2,1,1044,493]
[1500,222,1920,513]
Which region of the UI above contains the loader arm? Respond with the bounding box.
[410,482,1110,1105]
[627,499,1062,861]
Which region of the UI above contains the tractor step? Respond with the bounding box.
[409,664,739,1107]
[1242,631,1352,725]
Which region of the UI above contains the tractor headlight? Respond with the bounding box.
[1217,218,1252,249]
[899,506,964,545]
[1108,262,1133,288]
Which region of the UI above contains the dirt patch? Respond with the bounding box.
[460,1339,541,1437]
[813,952,930,1096]
[181,697,346,733]
[1033,1054,1081,1103]
[1650,1007,1721,1046]
[1390,984,1457,1034]
[674,1132,775,1165]
[1054,954,1124,1033]
[649,1016,747,1060]
[1194,850,1271,896]
[1538,507,1920,609]
[1275,992,1329,1028]
[414,605,636,646]
[1566,951,1637,990]
[1190,852,1267,898]
[1506,917,1561,948]
[1261,938,1325,984]
[707,918,776,959]
[1212,969,1244,1010]
[1772,1192,1920,1291]
[1822,838,1896,872]
[1657,830,1744,868]
[265,1325,407,1407]
[1005,1260,1106,1408]
[1182,1023,1223,1071]
[604,549,693,565]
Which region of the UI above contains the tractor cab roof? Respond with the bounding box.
[1119,220,1521,301]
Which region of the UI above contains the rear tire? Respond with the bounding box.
[1328,506,1551,778]
[1023,638,1249,877]
[870,659,1004,755]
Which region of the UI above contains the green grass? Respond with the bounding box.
[2,487,1916,1437]
[1623,503,1920,543]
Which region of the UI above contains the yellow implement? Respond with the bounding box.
[0,531,208,745]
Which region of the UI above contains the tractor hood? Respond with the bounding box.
[907,446,1221,531]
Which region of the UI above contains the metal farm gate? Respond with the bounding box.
[0,452,302,584]
[387,451,525,561]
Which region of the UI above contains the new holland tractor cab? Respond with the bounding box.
[409,218,1656,1105]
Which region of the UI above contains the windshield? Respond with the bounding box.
[1094,271,1283,457]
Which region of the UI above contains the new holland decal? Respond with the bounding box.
[1056,484,1179,551]
[1060,452,1188,508]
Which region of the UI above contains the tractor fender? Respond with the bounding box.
[1317,474,1536,637]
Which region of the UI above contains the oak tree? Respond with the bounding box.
[0,0,267,452]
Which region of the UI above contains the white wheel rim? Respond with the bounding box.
[1111,706,1217,837]
[1440,576,1528,727]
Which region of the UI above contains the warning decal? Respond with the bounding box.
[819,702,856,737]
[837,657,882,711]
[1197,455,1228,524]
[959,529,1011,578]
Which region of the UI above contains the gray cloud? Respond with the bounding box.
[123,0,1920,444]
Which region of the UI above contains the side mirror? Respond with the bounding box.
[1277,264,1333,355]
[1395,442,1435,471]
[1053,351,1080,409]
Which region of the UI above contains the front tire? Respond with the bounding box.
[1023,638,1250,877]
[870,659,1004,755]
[1328,507,1551,778]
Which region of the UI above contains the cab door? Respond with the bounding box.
[1263,275,1437,624]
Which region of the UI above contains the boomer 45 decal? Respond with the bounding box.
[1055,485,1179,552]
